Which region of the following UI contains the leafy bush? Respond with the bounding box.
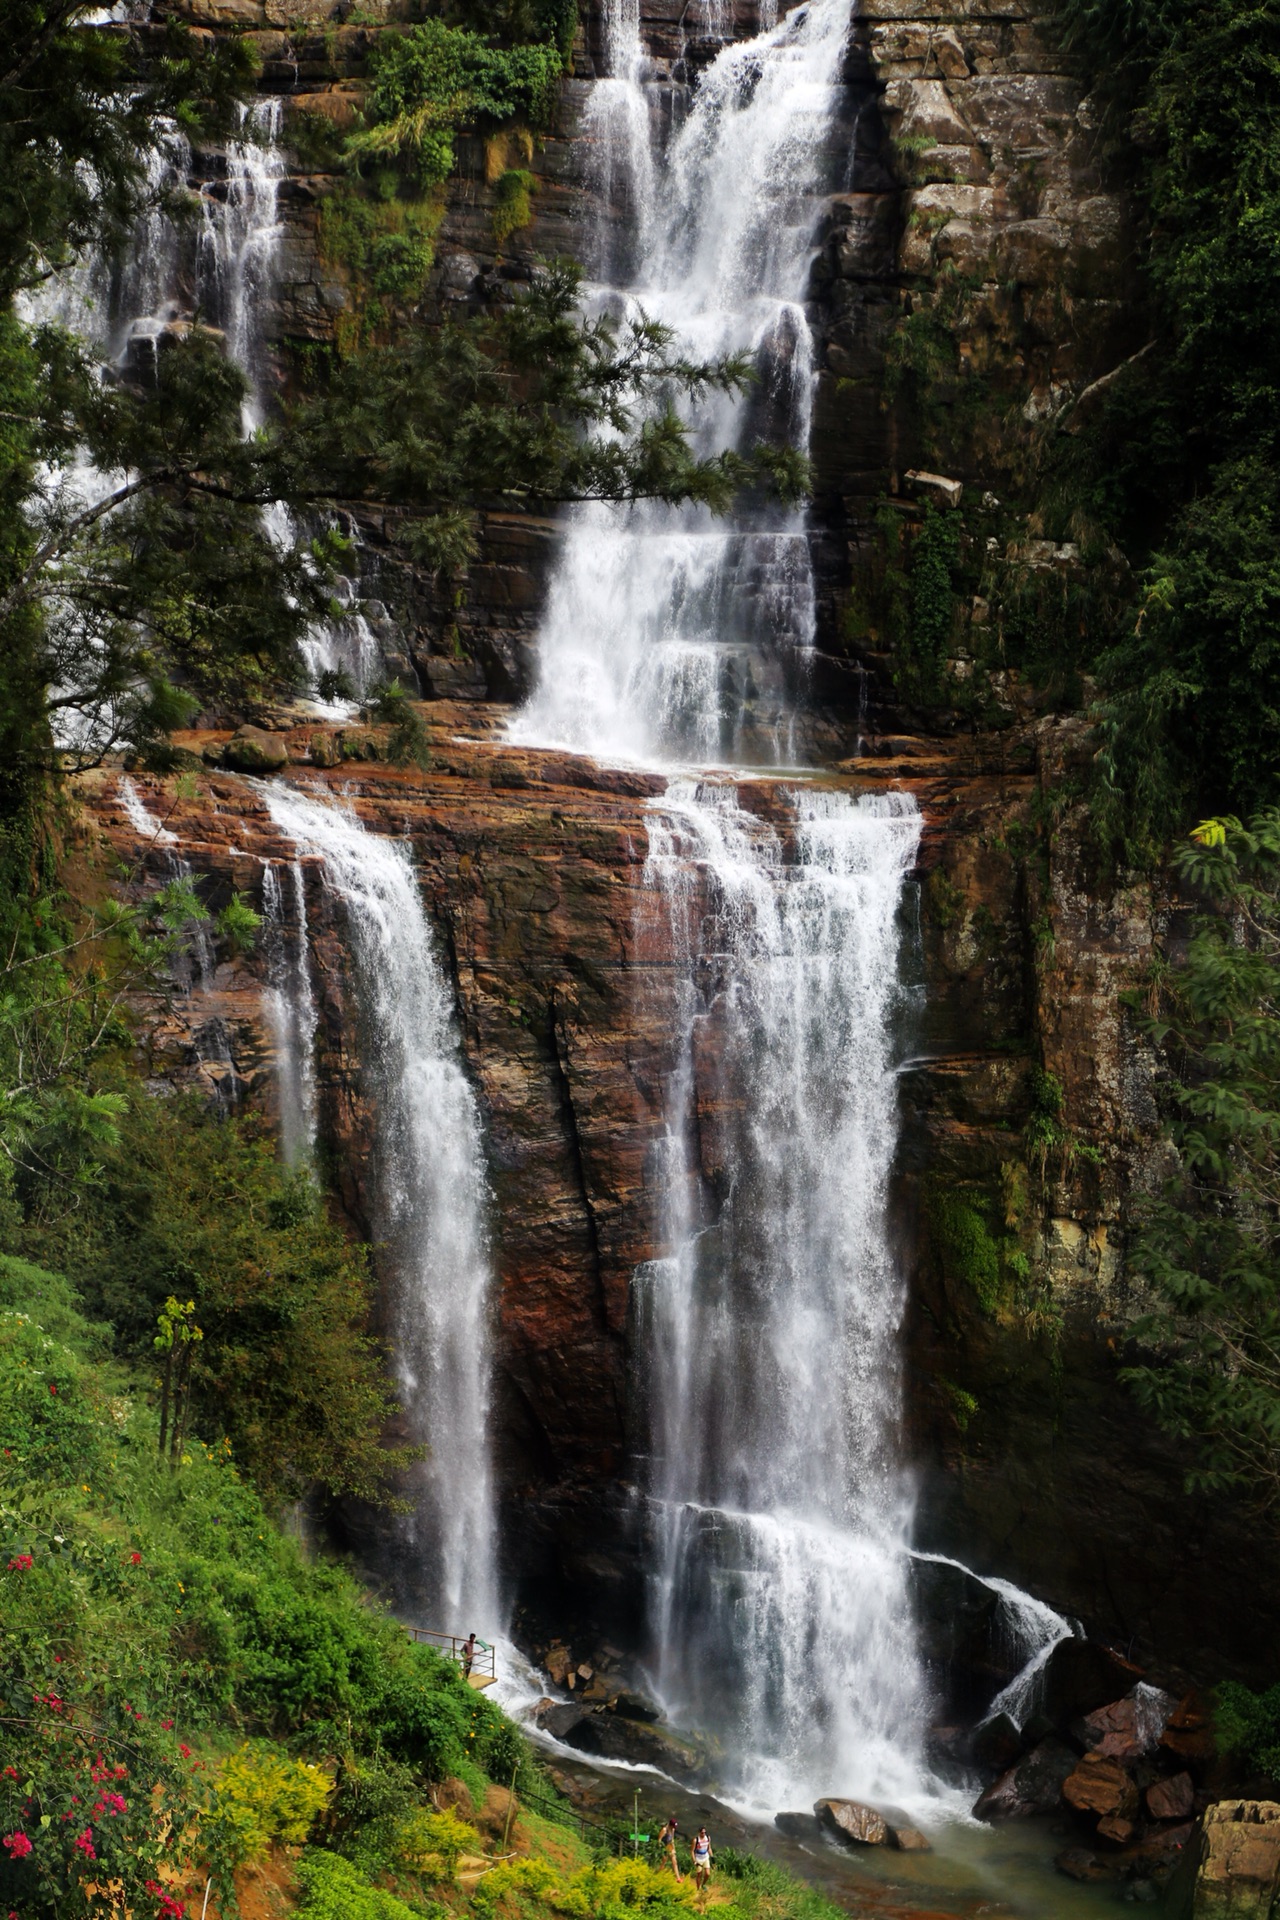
[212,1742,331,1865]
[1123,811,1280,1499]
[296,1848,425,1920]
[17,1091,414,1506]
[1215,1681,1280,1781]
[351,22,565,184]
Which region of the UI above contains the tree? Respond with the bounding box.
[1123,811,1280,1502]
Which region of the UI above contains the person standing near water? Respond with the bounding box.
[692,1827,712,1893]
[462,1632,477,1678]
[658,1815,682,1880]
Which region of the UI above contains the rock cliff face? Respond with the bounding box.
[86,0,1277,1683]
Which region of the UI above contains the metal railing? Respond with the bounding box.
[406,1626,497,1683]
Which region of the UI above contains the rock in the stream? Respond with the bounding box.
[812,1801,929,1851]
[534,1702,589,1742]
[970,1711,1023,1771]
[221,725,289,773]
[814,1799,889,1847]
[1147,1772,1196,1823]
[1038,1639,1145,1724]
[1056,1848,1115,1883]
[973,1738,1078,1821]
[1162,1693,1217,1770]
[775,1812,821,1842]
[561,1708,706,1782]
[1079,1684,1178,1762]
[1190,1801,1280,1918]
[1062,1752,1140,1821]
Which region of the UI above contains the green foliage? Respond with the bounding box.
[909,506,962,677]
[15,1091,415,1506]
[1122,811,1280,1502]
[493,167,537,246]
[929,1189,1002,1315]
[1037,0,1280,847]
[351,21,565,185]
[317,182,445,350]
[212,1741,332,1864]
[296,1849,426,1920]
[0,1298,540,1915]
[1215,1681,1280,1781]
[364,680,433,768]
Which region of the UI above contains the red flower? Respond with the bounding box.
[48,1383,56,1395]
[2,1768,17,1780]
[160,1719,174,1730]
[73,1828,95,1860]
[130,1552,142,1566]
[6,1555,32,1573]
[2,1832,32,1859]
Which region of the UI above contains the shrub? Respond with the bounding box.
[212,1742,332,1865]
[296,1848,424,1920]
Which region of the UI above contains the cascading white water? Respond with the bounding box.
[512,0,851,766]
[261,784,496,1626]
[197,98,287,430]
[635,780,930,1808]
[261,861,320,1169]
[510,0,1069,1815]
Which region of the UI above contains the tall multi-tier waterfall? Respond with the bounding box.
[262,786,496,1627]
[515,0,944,1808]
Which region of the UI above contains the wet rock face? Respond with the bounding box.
[1192,1802,1280,1919]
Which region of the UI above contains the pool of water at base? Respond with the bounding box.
[536,1754,1184,1920]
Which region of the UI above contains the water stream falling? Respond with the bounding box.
[636,781,928,1809]
[513,0,1064,1814]
[261,784,496,1627]
[261,861,320,1170]
[512,0,852,766]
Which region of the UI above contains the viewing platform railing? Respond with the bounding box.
[407,1626,497,1686]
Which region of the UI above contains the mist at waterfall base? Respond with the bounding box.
[508,0,1072,1829]
[261,785,497,1629]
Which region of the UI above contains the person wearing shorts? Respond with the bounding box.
[692,1827,712,1892]
[658,1815,682,1880]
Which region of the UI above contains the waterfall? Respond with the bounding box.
[261,784,496,1627]
[261,861,320,1169]
[197,99,286,430]
[635,780,928,1807]
[511,0,851,766]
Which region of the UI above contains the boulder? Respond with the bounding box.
[1097,1814,1137,1847]
[814,1799,889,1847]
[1056,1848,1115,1883]
[1080,1685,1177,1763]
[889,1822,931,1852]
[534,1702,588,1742]
[1147,1773,1196,1823]
[774,1812,820,1842]
[1037,1638,1145,1726]
[970,1711,1023,1771]
[222,725,289,773]
[1062,1753,1140,1821]
[973,1738,1078,1821]
[1190,1801,1280,1918]
[308,730,342,768]
[562,1709,706,1782]
[1162,1693,1217,1770]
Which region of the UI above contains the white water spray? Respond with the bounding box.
[636,780,929,1807]
[261,784,496,1627]
[261,861,321,1169]
[512,0,851,765]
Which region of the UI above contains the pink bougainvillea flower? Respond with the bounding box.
[2,1832,33,1858]
[72,1829,95,1860]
